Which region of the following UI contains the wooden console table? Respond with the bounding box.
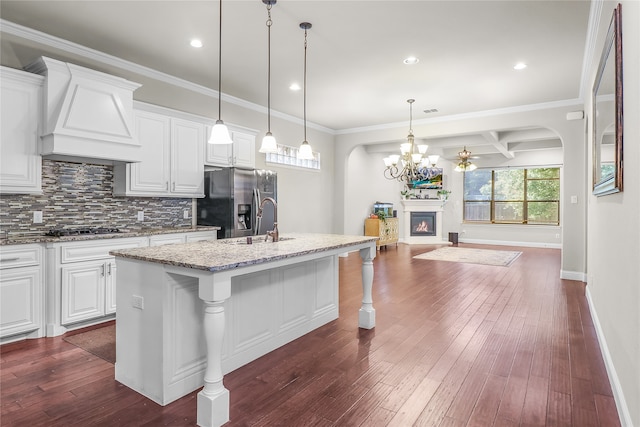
[364,217,399,249]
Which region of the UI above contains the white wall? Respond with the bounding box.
[585,2,640,425]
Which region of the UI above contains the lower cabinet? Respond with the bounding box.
[0,244,44,342]
[46,237,148,336]
[60,259,117,325]
[46,231,217,336]
[364,218,399,249]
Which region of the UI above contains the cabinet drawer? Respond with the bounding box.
[0,245,42,269]
[59,238,147,263]
[149,234,186,246]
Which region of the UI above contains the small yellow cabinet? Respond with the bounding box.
[364,218,399,250]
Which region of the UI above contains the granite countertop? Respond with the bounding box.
[110,233,377,272]
[0,226,220,246]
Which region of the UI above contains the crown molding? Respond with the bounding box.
[336,98,584,136]
[1,18,585,139]
[0,19,334,135]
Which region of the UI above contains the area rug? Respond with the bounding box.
[63,324,115,364]
[413,247,522,267]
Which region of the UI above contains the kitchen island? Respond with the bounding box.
[110,233,377,427]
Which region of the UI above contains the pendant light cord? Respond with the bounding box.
[303,26,308,142]
[217,0,223,121]
[266,4,272,132]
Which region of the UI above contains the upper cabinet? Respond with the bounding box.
[0,67,44,195]
[113,107,204,198]
[205,126,256,169]
[25,57,142,164]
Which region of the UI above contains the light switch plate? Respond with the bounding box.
[33,211,43,223]
[137,211,144,221]
[183,209,189,219]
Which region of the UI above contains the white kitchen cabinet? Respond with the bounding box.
[0,244,44,342]
[61,260,107,324]
[0,67,43,195]
[44,231,215,336]
[61,258,117,324]
[113,109,204,198]
[171,118,205,195]
[205,127,256,169]
[46,237,147,336]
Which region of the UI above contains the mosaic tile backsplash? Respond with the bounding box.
[0,160,193,234]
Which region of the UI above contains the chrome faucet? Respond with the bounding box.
[257,197,278,242]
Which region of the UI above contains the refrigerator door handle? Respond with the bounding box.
[253,188,261,236]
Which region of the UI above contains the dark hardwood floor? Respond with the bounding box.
[1,243,621,426]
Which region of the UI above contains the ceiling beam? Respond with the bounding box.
[481,131,515,159]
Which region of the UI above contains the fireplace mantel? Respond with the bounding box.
[400,199,450,245]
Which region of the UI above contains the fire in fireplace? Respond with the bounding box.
[410,212,436,236]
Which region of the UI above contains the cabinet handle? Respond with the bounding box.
[172,182,176,191]
[165,181,169,190]
[101,265,105,277]
[1,257,20,262]
[107,263,112,275]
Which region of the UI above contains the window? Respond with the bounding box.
[265,143,321,170]
[463,167,560,225]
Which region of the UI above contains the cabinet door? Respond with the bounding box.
[232,131,255,169]
[171,118,204,195]
[61,261,105,325]
[0,69,42,194]
[204,125,233,166]
[0,266,41,338]
[105,261,117,315]
[128,110,171,194]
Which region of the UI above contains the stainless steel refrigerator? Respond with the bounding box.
[197,168,277,239]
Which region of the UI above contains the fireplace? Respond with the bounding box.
[410,212,436,236]
[401,199,450,245]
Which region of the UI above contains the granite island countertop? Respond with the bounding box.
[110,233,377,272]
[0,226,220,246]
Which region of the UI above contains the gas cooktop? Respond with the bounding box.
[45,227,122,237]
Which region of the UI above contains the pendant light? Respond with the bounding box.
[297,22,314,160]
[259,0,278,154]
[208,0,233,145]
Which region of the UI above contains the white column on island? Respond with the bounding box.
[358,245,376,329]
[197,275,232,427]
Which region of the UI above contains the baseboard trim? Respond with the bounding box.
[459,238,562,249]
[585,287,633,427]
[560,270,587,282]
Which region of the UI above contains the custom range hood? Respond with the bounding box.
[25,57,142,164]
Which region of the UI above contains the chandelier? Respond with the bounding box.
[454,146,477,171]
[383,99,431,188]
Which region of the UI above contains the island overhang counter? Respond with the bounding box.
[110,233,377,427]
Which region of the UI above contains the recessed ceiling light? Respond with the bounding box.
[513,62,527,70]
[289,83,301,91]
[403,56,419,65]
[190,39,203,48]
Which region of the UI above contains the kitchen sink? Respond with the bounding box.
[218,236,295,245]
